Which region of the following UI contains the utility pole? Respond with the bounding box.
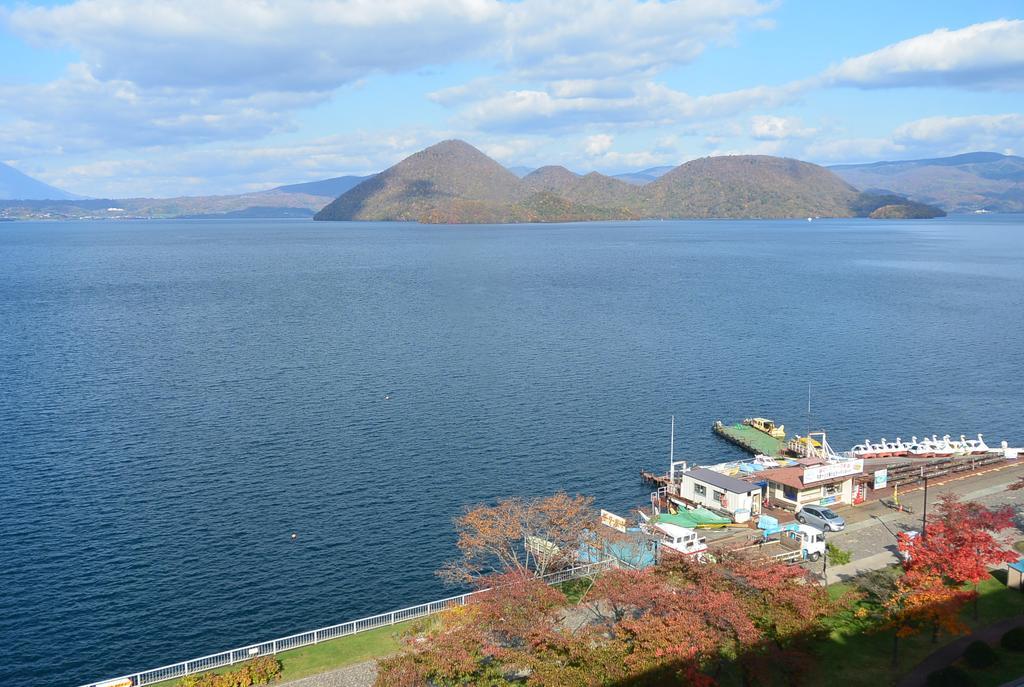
[920,466,929,539]
[668,415,675,484]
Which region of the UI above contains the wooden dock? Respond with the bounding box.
[712,420,786,457]
[641,470,671,487]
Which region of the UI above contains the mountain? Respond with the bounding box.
[641,155,860,219]
[315,140,940,223]
[613,166,674,185]
[830,152,1024,213]
[271,175,370,197]
[315,140,527,221]
[0,162,82,200]
[523,166,636,208]
[0,189,333,220]
[506,166,534,178]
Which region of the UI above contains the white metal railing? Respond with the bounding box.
[78,560,612,687]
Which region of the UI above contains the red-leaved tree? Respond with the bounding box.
[898,493,1017,619]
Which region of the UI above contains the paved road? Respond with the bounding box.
[818,461,1024,580]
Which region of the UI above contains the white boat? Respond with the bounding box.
[930,435,955,458]
[871,438,893,458]
[851,439,879,459]
[853,436,909,459]
[888,437,911,456]
[962,434,990,455]
[908,436,935,458]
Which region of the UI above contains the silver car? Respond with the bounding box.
[796,505,846,532]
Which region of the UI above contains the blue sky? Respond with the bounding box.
[1,0,1022,197]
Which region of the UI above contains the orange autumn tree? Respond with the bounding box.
[439,492,595,582]
[886,568,972,659]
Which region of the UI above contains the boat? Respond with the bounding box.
[744,417,786,440]
[931,435,956,458]
[908,436,935,458]
[962,434,990,455]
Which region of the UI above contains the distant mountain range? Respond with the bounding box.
[8,147,1017,221]
[314,140,940,223]
[0,162,82,200]
[830,152,1024,213]
[612,166,674,185]
[271,175,370,197]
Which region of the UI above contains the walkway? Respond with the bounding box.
[278,660,378,687]
[897,616,1024,687]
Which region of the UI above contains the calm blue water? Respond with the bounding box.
[2,216,1023,685]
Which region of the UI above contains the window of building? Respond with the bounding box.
[782,485,798,501]
[823,483,841,496]
[694,483,707,497]
[713,490,725,503]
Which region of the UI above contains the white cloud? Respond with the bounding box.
[3,0,500,93]
[0,63,325,153]
[750,115,815,140]
[893,113,1024,145]
[460,80,806,133]
[0,0,777,153]
[29,130,440,197]
[823,19,1024,90]
[803,137,906,163]
[584,134,614,156]
[501,0,773,80]
[803,113,1024,163]
[3,0,772,93]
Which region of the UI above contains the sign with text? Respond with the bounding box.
[802,459,864,485]
[873,469,888,489]
[600,509,628,533]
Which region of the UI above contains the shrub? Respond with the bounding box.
[963,640,998,669]
[1001,626,1024,652]
[826,542,852,566]
[184,657,282,687]
[926,665,975,687]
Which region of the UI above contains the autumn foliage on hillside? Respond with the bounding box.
[377,554,834,686]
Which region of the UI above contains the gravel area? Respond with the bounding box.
[278,660,379,687]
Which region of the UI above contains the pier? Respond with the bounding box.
[641,470,672,487]
[712,420,786,457]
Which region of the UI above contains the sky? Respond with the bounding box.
[0,0,1022,198]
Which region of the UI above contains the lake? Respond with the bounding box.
[2,216,1023,685]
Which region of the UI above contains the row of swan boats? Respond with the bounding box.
[851,434,989,460]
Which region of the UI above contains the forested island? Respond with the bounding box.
[314,140,945,224]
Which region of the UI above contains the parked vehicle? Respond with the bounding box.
[796,504,846,532]
[651,522,708,557]
[774,523,827,562]
[734,523,826,563]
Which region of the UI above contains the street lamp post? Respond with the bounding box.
[920,466,929,539]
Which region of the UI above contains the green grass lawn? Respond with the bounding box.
[964,647,1024,687]
[810,572,1024,687]
[558,577,595,604]
[150,577,596,687]
[155,620,417,686]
